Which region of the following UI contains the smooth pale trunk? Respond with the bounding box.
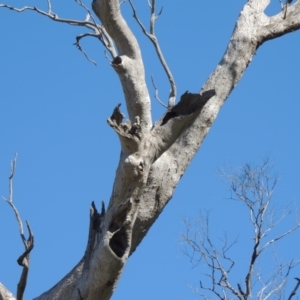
[1,0,300,299]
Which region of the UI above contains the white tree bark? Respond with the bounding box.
[92,0,152,131]
[1,0,300,299]
[0,283,15,300]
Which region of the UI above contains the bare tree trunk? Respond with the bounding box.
[1,0,300,299]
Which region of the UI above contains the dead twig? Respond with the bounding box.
[2,154,34,300]
[182,214,242,299]
[150,76,168,108]
[74,33,99,65]
[183,159,300,299]
[128,0,176,108]
[0,1,117,62]
[288,278,300,300]
[0,4,93,27]
[74,0,117,58]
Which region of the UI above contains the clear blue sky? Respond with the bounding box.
[0,1,299,299]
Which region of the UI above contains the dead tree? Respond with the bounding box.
[0,0,300,299]
[182,160,300,299]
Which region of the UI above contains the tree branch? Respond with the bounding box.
[181,213,242,299]
[130,0,300,256]
[0,283,16,300]
[0,4,95,28]
[262,2,300,41]
[150,90,215,161]
[259,223,300,254]
[128,0,177,108]
[74,33,99,66]
[150,75,168,108]
[2,154,34,300]
[107,90,215,161]
[92,0,152,130]
[182,160,300,299]
[288,278,300,300]
[1,1,300,300]
[0,2,117,61]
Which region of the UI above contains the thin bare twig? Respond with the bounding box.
[259,223,300,254]
[74,0,117,58]
[2,154,25,245]
[0,4,94,28]
[182,214,242,299]
[183,160,300,299]
[288,278,300,300]
[74,33,99,65]
[257,259,299,300]
[128,0,176,108]
[2,154,34,300]
[150,76,168,108]
[47,0,53,15]
[0,2,117,61]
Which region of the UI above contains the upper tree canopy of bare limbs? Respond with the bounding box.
[0,0,300,299]
[182,160,300,300]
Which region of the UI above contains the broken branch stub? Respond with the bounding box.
[149,90,216,161]
[161,90,216,125]
[108,89,215,170]
[107,104,142,153]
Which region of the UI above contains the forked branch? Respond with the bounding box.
[74,0,117,58]
[74,33,99,65]
[1,1,300,300]
[128,0,176,108]
[181,213,241,299]
[2,154,34,300]
[0,1,117,61]
[183,160,300,299]
[92,0,152,130]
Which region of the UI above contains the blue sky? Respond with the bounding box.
[0,1,300,299]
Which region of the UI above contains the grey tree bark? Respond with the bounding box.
[1,0,300,299]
